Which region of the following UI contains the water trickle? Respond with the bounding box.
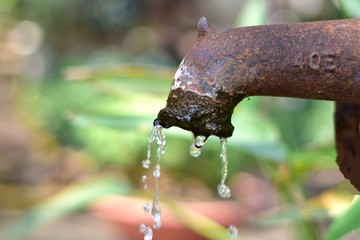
[141,121,237,238]
[139,224,153,240]
[153,164,161,178]
[218,183,231,199]
[189,134,206,157]
[142,159,151,169]
[142,175,148,190]
[228,224,239,239]
[140,120,166,239]
[217,137,231,199]
[143,202,151,213]
[189,143,201,157]
[151,201,162,229]
[195,135,206,148]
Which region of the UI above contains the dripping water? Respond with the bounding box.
[189,135,206,157]
[228,224,239,239]
[142,120,236,239]
[188,135,237,239]
[139,224,153,240]
[140,119,166,239]
[188,135,231,198]
[141,175,148,190]
[218,137,231,198]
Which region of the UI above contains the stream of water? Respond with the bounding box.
[140,120,166,240]
[140,121,238,240]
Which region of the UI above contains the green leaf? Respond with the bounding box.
[231,104,287,161]
[257,206,328,226]
[165,201,239,240]
[2,177,132,240]
[326,195,360,240]
[337,0,360,18]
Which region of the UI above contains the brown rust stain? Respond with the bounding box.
[157,88,243,138]
[157,17,360,191]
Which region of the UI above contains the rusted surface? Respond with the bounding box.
[158,17,360,137]
[157,17,360,190]
[335,103,360,191]
[158,89,240,137]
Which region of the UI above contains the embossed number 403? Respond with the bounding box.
[294,51,337,71]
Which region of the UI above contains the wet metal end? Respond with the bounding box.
[157,89,243,138]
[157,16,246,138]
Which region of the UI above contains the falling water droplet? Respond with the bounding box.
[189,143,201,157]
[218,183,231,199]
[195,135,206,147]
[139,224,146,233]
[142,159,151,169]
[153,214,161,229]
[151,201,162,229]
[217,137,231,199]
[142,175,148,190]
[139,224,153,240]
[189,134,206,157]
[228,224,239,239]
[144,226,153,240]
[143,202,151,213]
[153,164,161,179]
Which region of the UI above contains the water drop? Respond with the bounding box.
[189,134,206,157]
[142,175,148,189]
[195,135,206,148]
[153,164,161,179]
[139,224,154,240]
[189,143,201,157]
[217,183,231,199]
[153,213,161,229]
[144,226,153,240]
[151,201,161,229]
[142,159,151,169]
[143,202,151,213]
[228,224,239,239]
[153,118,161,126]
[218,137,232,199]
[139,224,146,233]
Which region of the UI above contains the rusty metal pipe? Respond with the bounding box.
[158,17,360,138]
[335,103,360,191]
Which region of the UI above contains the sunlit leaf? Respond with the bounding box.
[165,200,239,240]
[326,195,360,240]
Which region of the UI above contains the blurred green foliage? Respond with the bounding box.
[1,0,360,239]
[3,176,132,240]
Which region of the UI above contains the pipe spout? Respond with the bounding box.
[158,17,360,138]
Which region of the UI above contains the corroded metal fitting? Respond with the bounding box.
[158,17,360,138]
[335,103,360,191]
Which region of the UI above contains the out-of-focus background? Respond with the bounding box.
[0,0,360,239]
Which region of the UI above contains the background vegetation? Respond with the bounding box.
[0,0,359,239]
